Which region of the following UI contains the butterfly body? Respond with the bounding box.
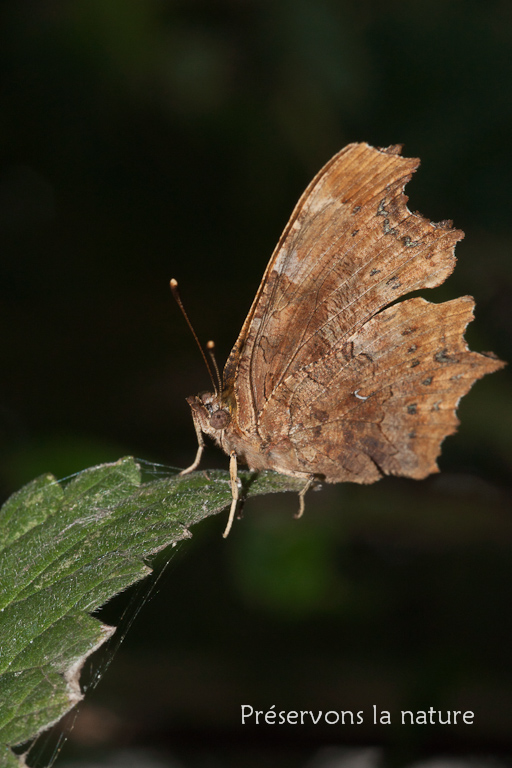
[186,392,313,480]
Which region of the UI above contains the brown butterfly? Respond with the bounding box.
[174,142,504,536]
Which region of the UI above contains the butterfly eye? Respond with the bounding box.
[209,409,231,430]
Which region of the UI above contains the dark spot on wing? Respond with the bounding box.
[312,408,329,423]
[435,349,458,364]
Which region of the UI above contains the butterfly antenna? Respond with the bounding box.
[206,340,223,394]
[170,278,218,395]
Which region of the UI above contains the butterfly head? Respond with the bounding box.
[186,391,231,436]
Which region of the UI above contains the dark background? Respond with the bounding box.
[1,2,512,767]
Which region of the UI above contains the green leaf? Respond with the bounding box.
[0,457,303,766]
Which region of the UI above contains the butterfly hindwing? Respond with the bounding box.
[258,296,502,482]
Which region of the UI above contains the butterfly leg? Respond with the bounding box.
[295,476,316,519]
[222,451,239,538]
[180,411,205,475]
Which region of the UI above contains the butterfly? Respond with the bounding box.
[174,142,504,536]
